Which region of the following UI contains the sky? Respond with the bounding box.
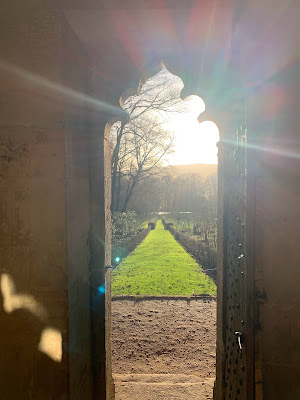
[121,66,220,166]
[166,98,219,166]
[168,119,219,165]
[145,67,219,165]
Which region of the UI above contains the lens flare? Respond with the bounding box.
[97,285,106,294]
[0,60,125,116]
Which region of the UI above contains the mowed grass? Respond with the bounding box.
[111,220,216,296]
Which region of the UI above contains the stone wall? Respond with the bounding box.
[250,60,300,399]
[1,2,300,400]
[0,7,109,399]
[0,8,70,399]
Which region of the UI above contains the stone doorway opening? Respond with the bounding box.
[106,64,220,400]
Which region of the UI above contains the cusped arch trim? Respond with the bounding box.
[108,59,222,141]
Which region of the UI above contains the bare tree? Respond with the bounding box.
[113,115,174,212]
[110,67,186,212]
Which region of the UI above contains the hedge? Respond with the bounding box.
[161,216,174,229]
[167,225,217,282]
[112,225,152,266]
[148,216,158,230]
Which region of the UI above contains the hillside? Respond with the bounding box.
[164,163,217,179]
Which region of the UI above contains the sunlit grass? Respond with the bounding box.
[112,220,216,296]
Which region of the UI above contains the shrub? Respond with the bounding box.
[167,225,217,282]
[170,212,193,233]
[112,211,140,238]
[170,212,217,247]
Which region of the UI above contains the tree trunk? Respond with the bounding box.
[122,175,139,212]
[115,167,121,211]
[111,121,125,212]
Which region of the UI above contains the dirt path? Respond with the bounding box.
[112,297,216,399]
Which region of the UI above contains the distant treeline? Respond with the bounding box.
[121,170,217,216]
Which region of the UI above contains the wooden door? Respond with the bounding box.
[220,123,255,400]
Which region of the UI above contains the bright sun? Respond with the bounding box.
[167,96,219,165]
[128,67,220,166]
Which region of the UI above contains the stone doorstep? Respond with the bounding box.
[113,374,215,400]
[114,373,213,384]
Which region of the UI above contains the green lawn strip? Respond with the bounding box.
[112,220,216,296]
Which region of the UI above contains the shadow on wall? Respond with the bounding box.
[0,273,67,399]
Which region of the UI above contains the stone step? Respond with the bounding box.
[114,374,214,400]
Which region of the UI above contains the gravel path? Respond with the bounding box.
[112,297,216,399]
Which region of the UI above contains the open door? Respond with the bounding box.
[216,122,255,399]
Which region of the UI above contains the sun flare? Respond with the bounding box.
[168,117,219,165]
